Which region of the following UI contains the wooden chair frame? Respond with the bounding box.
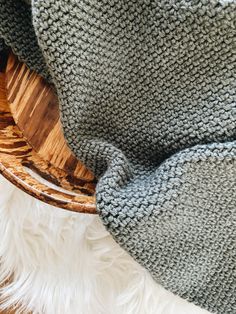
[0,51,96,214]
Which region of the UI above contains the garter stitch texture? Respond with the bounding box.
[0,1,236,313]
[0,0,49,80]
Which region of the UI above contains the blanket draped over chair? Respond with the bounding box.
[0,1,235,313]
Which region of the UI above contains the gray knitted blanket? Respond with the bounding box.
[0,1,236,313]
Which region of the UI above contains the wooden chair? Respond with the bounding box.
[0,51,97,214]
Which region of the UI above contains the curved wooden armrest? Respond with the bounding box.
[0,52,97,214]
[0,154,96,214]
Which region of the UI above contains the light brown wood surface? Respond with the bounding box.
[0,52,97,213]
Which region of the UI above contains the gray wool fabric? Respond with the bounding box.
[0,0,236,313]
[0,0,50,80]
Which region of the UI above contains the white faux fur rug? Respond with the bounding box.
[0,175,211,314]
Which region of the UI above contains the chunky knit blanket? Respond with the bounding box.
[0,1,235,313]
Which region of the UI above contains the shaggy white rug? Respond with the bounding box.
[0,175,212,314]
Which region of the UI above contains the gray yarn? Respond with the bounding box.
[0,1,236,313]
[0,39,6,52]
[0,0,50,80]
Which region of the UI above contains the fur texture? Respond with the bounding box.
[0,176,211,314]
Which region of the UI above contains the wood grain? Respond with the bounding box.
[0,52,97,213]
[6,52,93,179]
